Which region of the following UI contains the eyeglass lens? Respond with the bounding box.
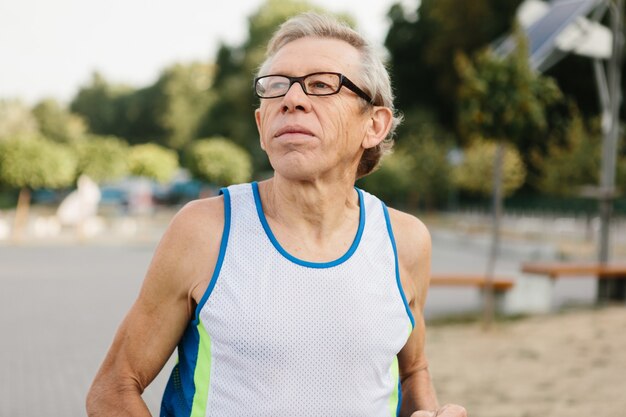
[257,73,341,98]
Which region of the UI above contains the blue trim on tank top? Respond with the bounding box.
[381,202,416,329]
[192,187,231,325]
[396,379,403,416]
[251,181,365,269]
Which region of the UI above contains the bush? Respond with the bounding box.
[358,150,415,207]
[406,135,454,208]
[74,135,130,183]
[531,115,600,196]
[128,143,179,183]
[184,137,252,186]
[453,139,526,197]
[360,132,453,209]
[0,134,77,190]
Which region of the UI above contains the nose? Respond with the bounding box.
[281,80,312,113]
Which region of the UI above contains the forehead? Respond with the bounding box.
[266,37,362,77]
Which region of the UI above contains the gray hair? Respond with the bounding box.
[257,12,402,178]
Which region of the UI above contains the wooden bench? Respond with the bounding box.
[521,262,626,280]
[521,262,626,302]
[428,274,516,315]
[430,274,515,292]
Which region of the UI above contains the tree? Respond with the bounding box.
[618,153,626,191]
[455,43,563,146]
[357,150,415,207]
[531,113,601,196]
[396,109,456,209]
[184,137,253,186]
[128,143,179,183]
[74,135,130,183]
[31,99,87,144]
[0,134,77,240]
[149,62,216,149]
[115,62,217,149]
[71,65,216,150]
[70,72,134,137]
[455,32,562,329]
[385,0,522,127]
[453,139,526,197]
[357,103,457,210]
[0,99,39,140]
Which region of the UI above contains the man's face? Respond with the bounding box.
[255,37,374,182]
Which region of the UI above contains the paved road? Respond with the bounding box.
[0,243,172,416]
[0,231,598,416]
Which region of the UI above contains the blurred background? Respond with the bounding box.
[1,0,625,416]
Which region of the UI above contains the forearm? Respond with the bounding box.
[86,377,153,417]
[399,366,439,416]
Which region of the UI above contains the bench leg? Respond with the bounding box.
[504,275,553,314]
[597,278,626,303]
[479,289,508,315]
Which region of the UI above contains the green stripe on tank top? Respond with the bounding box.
[388,355,400,416]
[390,323,412,416]
[190,323,212,417]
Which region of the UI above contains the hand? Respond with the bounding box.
[411,403,467,417]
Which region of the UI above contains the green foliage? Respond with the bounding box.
[360,115,454,209]
[407,135,454,208]
[155,63,216,149]
[385,0,522,124]
[455,31,563,145]
[531,114,601,196]
[31,98,87,143]
[184,137,253,186]
[0,134,77,190]
[71,65,215,150]
[128,143,179,183]
[618,156,626,192]
[74,135,130,183]
[70,72,134,136]
[453,139,526,196]
[358,150,415,207]
[0,99,39,140]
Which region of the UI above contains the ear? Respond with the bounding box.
[362,106,393,150]
[255,108,266,151]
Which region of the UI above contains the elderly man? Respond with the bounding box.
[87,12,467,417]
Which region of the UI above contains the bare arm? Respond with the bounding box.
[388,208,438,415]
[86,198,224,416]
[389,209,467,417]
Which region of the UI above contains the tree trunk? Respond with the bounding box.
[12,188,31,243]
[483,142,504,331]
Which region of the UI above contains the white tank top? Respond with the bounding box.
[160,182,414,417]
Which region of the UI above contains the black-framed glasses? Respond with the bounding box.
[254,72,374,104]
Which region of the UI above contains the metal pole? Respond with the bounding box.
[598,0,624,301]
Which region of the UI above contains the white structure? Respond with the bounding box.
[56,175,101,226]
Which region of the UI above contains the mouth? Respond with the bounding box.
[274,125,315,138]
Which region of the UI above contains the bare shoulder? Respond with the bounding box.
[146,194,227,310]
[386,207,431,268]
[167,195,225,246]
[161,194,226,268]
[386,207,432,308]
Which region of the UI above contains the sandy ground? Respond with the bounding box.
[425,305,626,417]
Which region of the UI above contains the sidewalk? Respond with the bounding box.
[0,244,171,416]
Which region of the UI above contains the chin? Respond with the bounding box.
[270,160,320,182]
[274,168,319,182]
[267,152,314,177]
